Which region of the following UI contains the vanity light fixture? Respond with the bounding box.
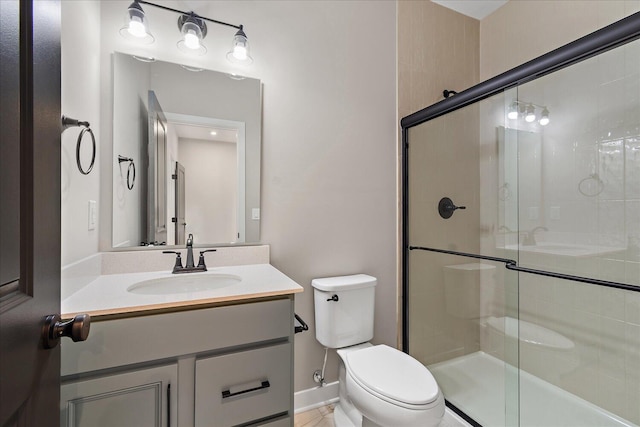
[119,0,253,65]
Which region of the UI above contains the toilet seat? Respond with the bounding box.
[344,344,439,409]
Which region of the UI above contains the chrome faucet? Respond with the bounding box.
[163,234,217,273]
[521,226,548,246]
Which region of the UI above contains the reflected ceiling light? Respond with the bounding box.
[210,131,217,136]
[119,1,155,44]
[524,104,536,122]
[538,108,550,126]
[177,13,207,55]
[507,100,551,127]
[507,102,519,120]
[226,26,253,65]
[119,1,253,65]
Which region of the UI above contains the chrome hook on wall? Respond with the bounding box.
[118,155,136,190]
[61,115,96,175]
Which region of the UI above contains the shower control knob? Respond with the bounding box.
[326,294,339,302]
[438,197,466,219]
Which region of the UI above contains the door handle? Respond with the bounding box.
[42,314,91,349]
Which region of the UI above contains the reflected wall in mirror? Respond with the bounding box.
[112,52,261,248]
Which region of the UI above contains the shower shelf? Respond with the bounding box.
[408,245,639,293]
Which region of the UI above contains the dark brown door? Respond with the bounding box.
[0,1,62,425]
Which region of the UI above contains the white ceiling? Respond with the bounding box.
[170,122,238,144]
[431,0,508,20]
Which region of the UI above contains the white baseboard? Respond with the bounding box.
[294,381,340,414]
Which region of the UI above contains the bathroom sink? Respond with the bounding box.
[127,273,242,295]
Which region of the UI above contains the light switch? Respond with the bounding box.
[550,206,561,220]
[88,200,97,230]
[251,208,260,220]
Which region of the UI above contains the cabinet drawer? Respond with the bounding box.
[62,298,292,376]
[195,343,291,427]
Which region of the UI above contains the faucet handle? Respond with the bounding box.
[163,250,183,270]
[197,249,217,268]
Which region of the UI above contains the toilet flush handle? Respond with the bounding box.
[327,294,339,302]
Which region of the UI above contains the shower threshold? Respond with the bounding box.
[429,352,636,427]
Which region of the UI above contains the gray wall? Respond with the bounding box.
[61,0,398,393]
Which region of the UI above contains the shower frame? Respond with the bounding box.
[401,11,640,426]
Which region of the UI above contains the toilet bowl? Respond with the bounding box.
[343,344,445,427]
[312,274,445,427]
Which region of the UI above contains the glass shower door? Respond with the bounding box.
[405,89,522,426]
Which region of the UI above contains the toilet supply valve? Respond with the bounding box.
[326,294,339,302]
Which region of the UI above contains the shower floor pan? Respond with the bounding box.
[429,352,636,427]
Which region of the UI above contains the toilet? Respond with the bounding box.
[312,274,445,427]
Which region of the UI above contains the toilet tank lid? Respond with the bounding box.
[311,274,376,291]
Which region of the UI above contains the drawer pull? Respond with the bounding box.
[222,380,270,399]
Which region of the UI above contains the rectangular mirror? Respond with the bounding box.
[112,52,261,248]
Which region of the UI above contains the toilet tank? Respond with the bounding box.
[312,274,376,348]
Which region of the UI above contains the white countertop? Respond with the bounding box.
[62,263,303,318]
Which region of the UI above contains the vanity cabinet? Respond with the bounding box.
[61,297,294,427]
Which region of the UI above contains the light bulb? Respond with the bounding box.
[233,45,248,60]
[184,31,200,50]
[128,18,146,38]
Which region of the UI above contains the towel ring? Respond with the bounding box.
[62,115,96,175]
[578,173,604,197]
[75,127,96,175]
[118,155,136,190]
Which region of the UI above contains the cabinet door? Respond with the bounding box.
[61,364,177,427]
[195,343,291,427]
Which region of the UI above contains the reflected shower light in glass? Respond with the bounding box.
[525,104,536,122]
[538,107,550,126]
[507,102,519,120]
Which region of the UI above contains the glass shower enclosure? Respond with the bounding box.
[402,12,640,427]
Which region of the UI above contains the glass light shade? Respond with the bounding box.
[177,19,207,55]
[119,1,154,44]
[227,28,253,65]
